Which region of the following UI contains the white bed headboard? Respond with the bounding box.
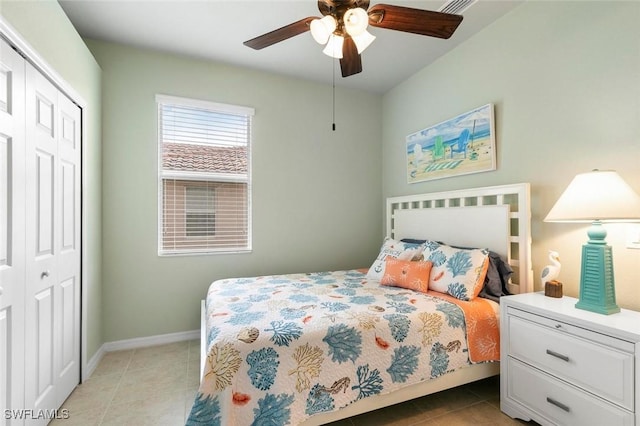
[386,183,533,294]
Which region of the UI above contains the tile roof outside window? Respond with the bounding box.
[162,143,247,174]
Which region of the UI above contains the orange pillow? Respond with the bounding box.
[380,259,433,293]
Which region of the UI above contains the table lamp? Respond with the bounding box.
[544,170,640,314]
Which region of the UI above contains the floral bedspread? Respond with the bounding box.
[186,270,498,426]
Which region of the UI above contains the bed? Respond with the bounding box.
[188,183,533,425]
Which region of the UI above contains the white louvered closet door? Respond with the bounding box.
[24,60,81,421]
[0,38,26,426]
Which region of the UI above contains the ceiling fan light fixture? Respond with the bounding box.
[322,34,344,59]
[244,1,464,78]
[310,15,337,44]
[352,30,376,54]
[344,7,369,36]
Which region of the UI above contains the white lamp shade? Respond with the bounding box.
[545,170,640,222]
[344,7,369,36]
[323,35,344,59]
[352,30,376,53]
[310,16,337,45]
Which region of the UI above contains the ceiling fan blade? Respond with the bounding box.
[244,17,317,50]
[368,4,463,39]
[340,37,362,77]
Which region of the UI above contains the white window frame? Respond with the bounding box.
[156,94,254,255]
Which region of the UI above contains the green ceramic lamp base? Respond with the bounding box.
[575,220,620,315]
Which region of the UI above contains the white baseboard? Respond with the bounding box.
[103,329,200,352]
[84,329,199,381]
[84,345,106,381]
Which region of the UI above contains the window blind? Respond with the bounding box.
[157,94,254,255]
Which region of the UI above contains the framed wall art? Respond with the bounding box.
[406,103,496,183]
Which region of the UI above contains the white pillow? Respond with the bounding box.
[366,237,426,282]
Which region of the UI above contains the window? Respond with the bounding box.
[157,94,254,255]
[185,185,216,237]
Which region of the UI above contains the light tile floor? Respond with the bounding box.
[53,340,534,425]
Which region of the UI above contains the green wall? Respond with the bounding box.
[86,40,383,342]
[0,0,103,359]
[382,1,640,310]
[4,0,638,350]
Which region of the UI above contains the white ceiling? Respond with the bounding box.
[59,0,524,94]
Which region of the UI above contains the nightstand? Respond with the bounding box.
[500,292,640,426]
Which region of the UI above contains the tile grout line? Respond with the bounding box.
[425,400,498,424]
[96,350,134,426]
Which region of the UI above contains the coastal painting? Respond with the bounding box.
[406,104,496,183]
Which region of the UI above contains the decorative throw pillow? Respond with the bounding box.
[424,243,490,301]
[366,237,426,281]
[477,251,513,302]
[381,259,433,293]
[404,239,513,302]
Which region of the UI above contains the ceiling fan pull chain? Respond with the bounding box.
[332,57,336,131]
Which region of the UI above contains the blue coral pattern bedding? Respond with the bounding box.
[187,270,491,425]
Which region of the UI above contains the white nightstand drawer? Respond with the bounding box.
[507,312,634,410]
[507,358,634,426]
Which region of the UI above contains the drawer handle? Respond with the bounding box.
[547,397,570,413]
[546,349,569,362]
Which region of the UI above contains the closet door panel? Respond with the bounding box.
[34,289,54,402]
[0,309,9,425]
[35,94,54,136]
[0,38,26,423]
[25,62,81,418]
[60,277,76,373]
[61,161,75,251]
[25,62,59,421]
[36,151,54,256]
[0,135,8,262]
[54,93,80,407]
[0,135,9,268]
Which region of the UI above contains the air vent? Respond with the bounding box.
[439,0,477,15]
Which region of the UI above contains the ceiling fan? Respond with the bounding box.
[244,0,463,78]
